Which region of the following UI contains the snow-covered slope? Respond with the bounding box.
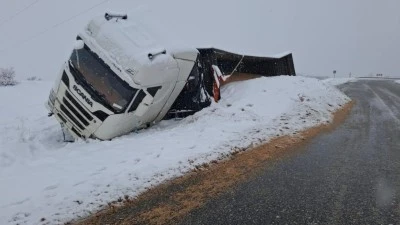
[0,76,350,225]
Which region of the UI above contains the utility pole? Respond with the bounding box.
[333,70,336,78]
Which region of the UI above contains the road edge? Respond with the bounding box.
[72,101,354,225]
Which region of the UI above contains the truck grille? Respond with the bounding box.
[59,90,94,134]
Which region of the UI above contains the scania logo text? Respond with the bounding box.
[73,85,93,107]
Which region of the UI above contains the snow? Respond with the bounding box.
[321,78,356,86]
[271,51,293,59]
[395,80,400,85]
[0,76,350,225]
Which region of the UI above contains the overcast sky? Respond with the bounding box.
[0,0,399,78]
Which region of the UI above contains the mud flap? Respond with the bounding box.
[211,65,231,102]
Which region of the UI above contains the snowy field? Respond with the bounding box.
[0,76,350,225]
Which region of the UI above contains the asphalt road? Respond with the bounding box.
[179,80,400,225]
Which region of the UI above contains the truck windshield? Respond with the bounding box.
[69,45,134,113]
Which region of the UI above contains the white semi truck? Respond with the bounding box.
[46,12,296,140]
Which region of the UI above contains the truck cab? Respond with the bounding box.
[47,13,203,140]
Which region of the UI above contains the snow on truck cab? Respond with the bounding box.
[46,12,296,141]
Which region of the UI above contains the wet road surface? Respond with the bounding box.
[179,80,400,224]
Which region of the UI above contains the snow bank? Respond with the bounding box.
[321,77,356,86]
[0,76,350,225]
[395,80,400,84]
